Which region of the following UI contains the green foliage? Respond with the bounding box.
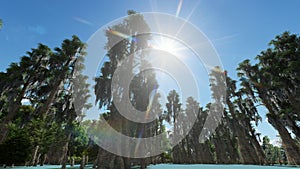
[0,124,32,165]
[262,136,287,165]
[237,32,300,165]
[0,35,90,167]
[69,124,89,156]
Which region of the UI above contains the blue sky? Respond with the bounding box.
[1,0,300,143]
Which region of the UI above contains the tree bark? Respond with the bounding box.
[31,145,40,166]
[80,155,86,169]
[86,155,89,166]
[213,136,229,164]
[140,159,146,169]
[61,133,71,169]
[40,154,47,166]
[70,156,74,167]
[268,114,300,165]
[235,126,258,164]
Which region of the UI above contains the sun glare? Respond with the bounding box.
[158,38,177,52]
[150,36,187,56]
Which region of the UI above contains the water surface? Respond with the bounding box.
[147,164,298,169]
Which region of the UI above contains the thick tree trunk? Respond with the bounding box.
[185,137,192,163]
[235,126,259,164]
[80,155,86,169]
[227,137,240,164]
[40,154,47,166]
[172,145,181,164]
[200,141,215,164]
[123,158,131,169]
[46,142,64,164]
[285,115,300,139]
[96,147,125,169]
[140,159,146,169]
[180,140,188,163]
[213,136,229,164]
[268,114,300,165]
[226,100,243,164]
[190,126,214,163]
[93,148,101,169]
[249,135,266,165]
[61,133,71,169]
[234,100,263,164]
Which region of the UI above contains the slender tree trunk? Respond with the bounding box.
[71,157,75,167]
[36,153,41,166]
[86,155,89,165]
[186,137,192,163]
[31,145,40,166]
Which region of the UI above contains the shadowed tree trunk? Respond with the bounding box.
[61,133,71,169]
[268,114,300,165]
[80,155,86,169]
[40,154,47,166]
[199,141,215,164]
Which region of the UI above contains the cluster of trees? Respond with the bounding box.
[237,32,300,164]
[0,11,299,169]
[89,11,300,168]
[0,35,92,168]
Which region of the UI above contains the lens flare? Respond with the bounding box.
[135,127,144,156]
[108,29,136,42]
[176,0,184,17]
[80,12,224,158]
[145,85,158,120]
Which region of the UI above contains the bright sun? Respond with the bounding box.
[157,38,177,52]
[150,36,186,55]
